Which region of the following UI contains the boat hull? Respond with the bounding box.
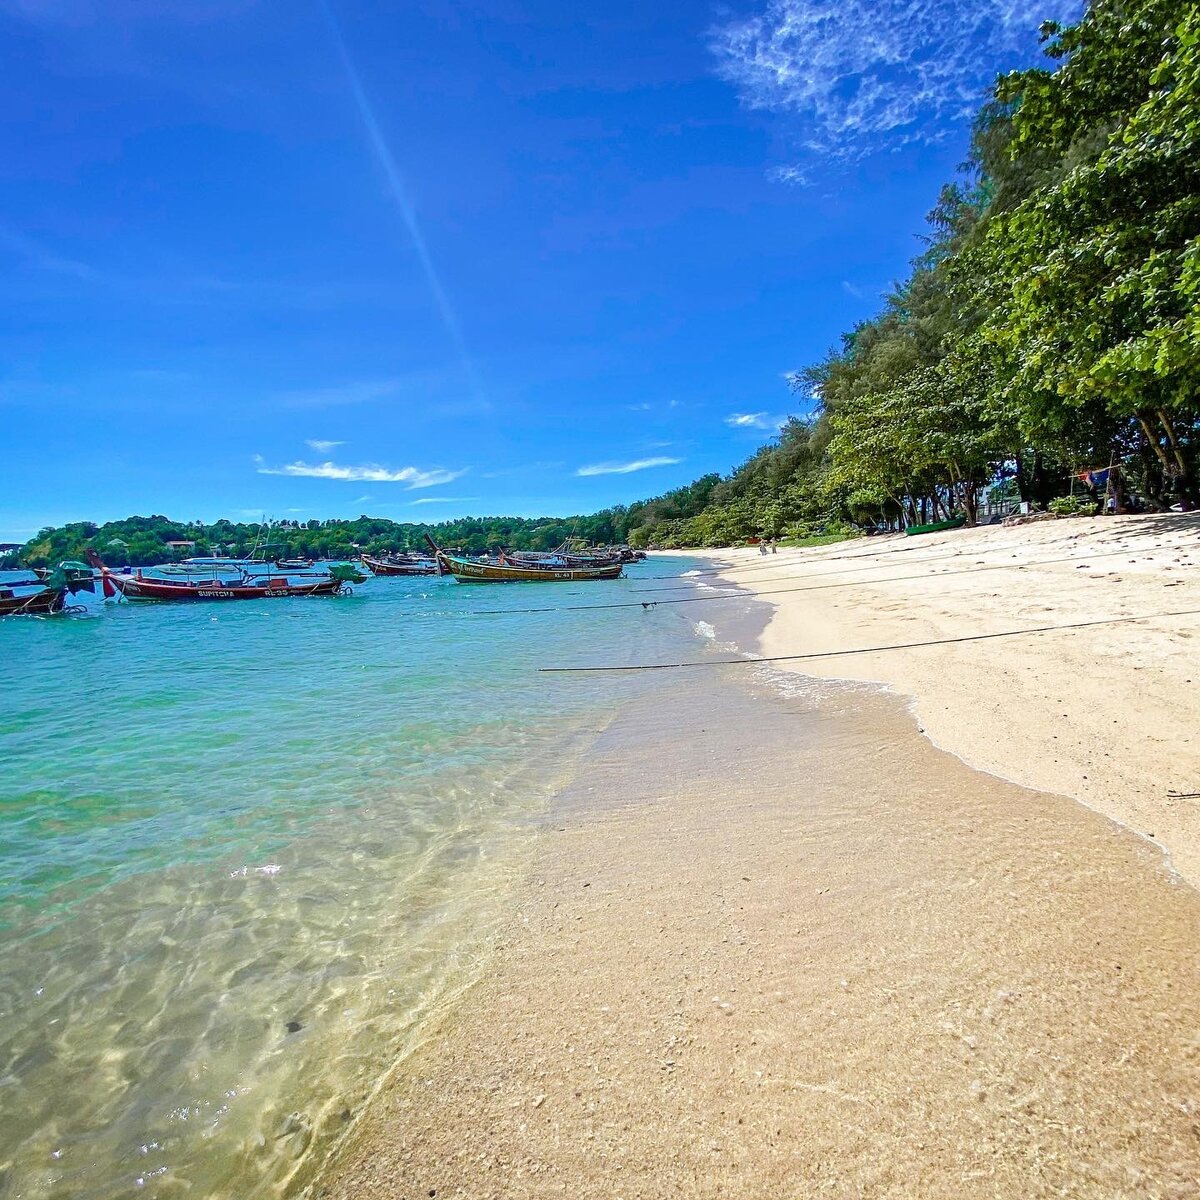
[107,574,345,601]
[361,555,438,576]
[436,553,623,583]
[905,516,967,536]
[0,587,66,616]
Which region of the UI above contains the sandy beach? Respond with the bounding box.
[696,512,1200,887]
[317,513,1200,1199]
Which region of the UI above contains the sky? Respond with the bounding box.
[0,0,1082,540]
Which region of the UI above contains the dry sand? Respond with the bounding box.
[696,512,1200,886]
[317,514,1200,1200]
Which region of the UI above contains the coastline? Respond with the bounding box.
[685,512,1200,887]
[316,531,1200,1198]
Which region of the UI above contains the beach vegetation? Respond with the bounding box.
[617,0,1199,546]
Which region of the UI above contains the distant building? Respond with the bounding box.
[165,540,196,550]
[0,543,22,555]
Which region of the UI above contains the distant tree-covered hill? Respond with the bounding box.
[7,512,631,568]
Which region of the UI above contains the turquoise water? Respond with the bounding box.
[0,561,711,1199]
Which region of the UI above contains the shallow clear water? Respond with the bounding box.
[0,560,712,1199]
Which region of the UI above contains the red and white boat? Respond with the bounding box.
[88,554,362,602]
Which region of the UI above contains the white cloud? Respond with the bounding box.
[407,496,477,505]
[306,439,345,453]
[725,412,786,431]
[711,0,1084,166]
[842,279,893,301]
[255,458,466,488]
[576,456,682,477]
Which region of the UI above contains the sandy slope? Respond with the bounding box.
[690,513,1200,884]
[314,513,1200,1199]
[319,671,1200,1200]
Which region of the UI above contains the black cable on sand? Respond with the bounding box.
[458,541,1196,618]
[634,541,1197,595]
[537,607,1200,673]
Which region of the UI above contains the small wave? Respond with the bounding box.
[693,621,716,640]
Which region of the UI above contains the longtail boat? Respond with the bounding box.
[0,561,96,617]
[424,536,622,583]
[88,553,364,602]
[0,581,68,616]
[361,553,438,577]
[504,549,623,568]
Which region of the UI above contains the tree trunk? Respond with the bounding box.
[955,480,978,526]
[1138,411,1175,476]
[1157,408,1196,509]
[1014,453,1029,504]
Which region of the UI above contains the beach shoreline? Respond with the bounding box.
[672,511,1200,887]
[316,520,1200,1198]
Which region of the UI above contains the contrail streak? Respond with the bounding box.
[320,1,483,397]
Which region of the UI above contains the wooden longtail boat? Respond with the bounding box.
[87,553,363,601]
[101,572,347,601]
[505,550,623,569]
[0,561,96,617]
[0,583,68,616]
[424,536,623,583]
[361,553,438,577]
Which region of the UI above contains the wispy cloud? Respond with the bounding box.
[278,379,403,409]
[407,496,477,505]
[306,438,345,453]
[711,0,1083,168]
[841,279,894,301]
[627,399,684,413]
[254,455,466,488]
[0,223,95,280]
[725,412,786,431]
[576,456,682,477]
[321,3,483,401]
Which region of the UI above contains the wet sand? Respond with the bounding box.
[693,512,1200,885]
[317,655,1200,1198]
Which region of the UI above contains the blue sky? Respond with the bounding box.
[0,0,1080,539]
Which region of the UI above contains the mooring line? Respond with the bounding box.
[449,541,1195,619]
[537,607,1200,673]
[634,541,1197,596]
[651,522,1154,583]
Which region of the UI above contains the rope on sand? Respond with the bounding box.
[463,541,1196,618]
[633,542,1197,596]
[537,607,1200,673]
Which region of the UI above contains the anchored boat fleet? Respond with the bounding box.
[0,535,648,617]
